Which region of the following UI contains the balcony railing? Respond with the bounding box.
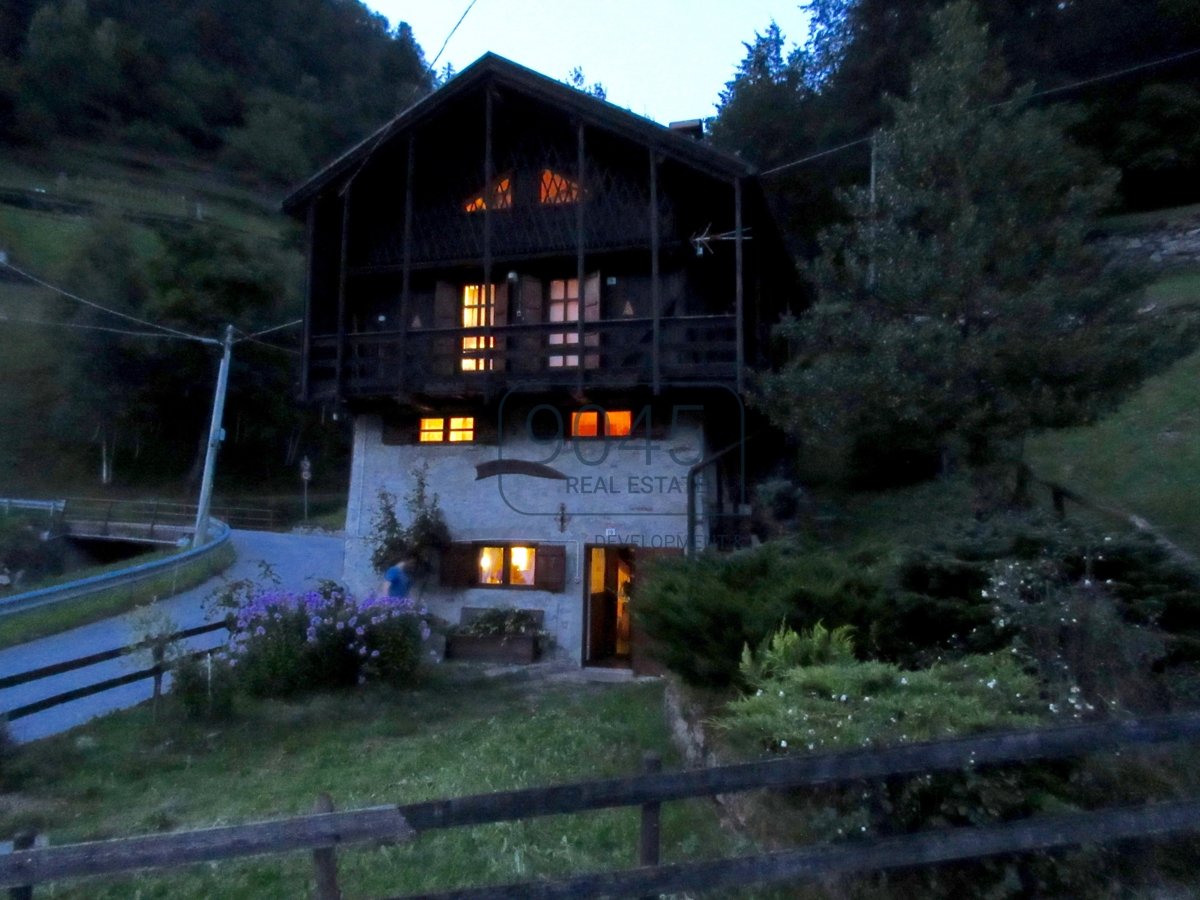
[308,315,738,398]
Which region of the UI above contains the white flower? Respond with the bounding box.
[779,739,788,748]
[899,677,908,686]
[986,679,997,689]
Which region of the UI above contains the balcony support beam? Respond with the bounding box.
[399,134,415,382]
[334,186,351,401]
[576,121,586,394]
[301,202,315,400]
[483,89,495,359]
[650,151,661,395]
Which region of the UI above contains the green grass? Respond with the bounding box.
[0,541,236,649]
[1145,266,1200,307]
[0,674,744,898]
[1026,347,1200,555]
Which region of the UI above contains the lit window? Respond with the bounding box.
[465,175,513,213]
[477,545,537,586]
[571,410,632,438]
[547,278,597,369]
[540,169,581,205]
[419,416,475,443]
[419,418,445,442]
[461,284,496,372]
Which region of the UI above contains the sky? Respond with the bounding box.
[364,0,812,126]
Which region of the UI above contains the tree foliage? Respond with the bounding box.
[757,2,1197,488]
[2,0,433,184]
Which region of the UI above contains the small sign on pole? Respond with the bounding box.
[300,456,312,522]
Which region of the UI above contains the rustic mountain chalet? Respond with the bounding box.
[284,54,794,670]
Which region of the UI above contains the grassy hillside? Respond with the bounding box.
[1027,263,1200,553]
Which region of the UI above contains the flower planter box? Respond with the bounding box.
[445,633,539,664]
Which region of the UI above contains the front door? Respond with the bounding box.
[583,545,634,667]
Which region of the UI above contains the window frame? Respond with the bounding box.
[474,542,539,589]
[417,415,476,444]
[570,409,634,440]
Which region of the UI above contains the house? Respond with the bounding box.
[283,53,794,671]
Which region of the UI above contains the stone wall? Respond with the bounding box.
[1099,213,1200,270]
[343,408,713,665]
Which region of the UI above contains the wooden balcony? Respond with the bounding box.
[307,315,740,400]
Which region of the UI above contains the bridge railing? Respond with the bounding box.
[0,519,232,619]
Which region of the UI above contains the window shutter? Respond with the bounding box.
[381,415,412,446]
[441,543,477,588]
[534,544,567,592]
[519,277,542,324]
[493,283,509,326]
[434,282,458,329]
[583,273,601,321]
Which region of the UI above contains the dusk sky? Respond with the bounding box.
[365,1,812,125]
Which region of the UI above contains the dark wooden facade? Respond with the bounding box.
[284,54,791,405]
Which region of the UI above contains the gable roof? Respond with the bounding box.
[281,52,754,215]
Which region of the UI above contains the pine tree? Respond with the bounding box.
[759,1,1196,496]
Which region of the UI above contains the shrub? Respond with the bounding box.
[172,652,236,721]
[369,465,451,577]
[455,607,544,637]
[739,621,856,688]
[227,583,428,697]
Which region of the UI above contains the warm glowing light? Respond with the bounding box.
[462,285,496,372]
[571,411,599,438]
[540,170,580,205]
[606,410,632,437]
[509,546,536,585]
[419,418,445,442]
[479,547,504,584]
[465,175,512,213]
[449,417,475,442]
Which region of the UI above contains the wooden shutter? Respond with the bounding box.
[583,272,601,321]
[492,283,508,373]
[519,277,542,324]
[434,282,458,328]
[534,544,567,592]
[380,414,411,446]
[440,543,478,588]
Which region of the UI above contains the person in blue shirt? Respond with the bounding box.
[383,560,411,599]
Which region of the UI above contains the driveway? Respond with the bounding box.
[0,530,344,743]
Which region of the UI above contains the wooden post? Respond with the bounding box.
[638,752,662,871]
[649,151,661,394]
[311,794,341,900]
[483,89,494,367]
[576,121,586,393]
[400,134,415,385]
[300,202,316,400]
[334,188,351,401]
[9,831,35,900]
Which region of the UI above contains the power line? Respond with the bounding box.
[237,335,301,355]
[760,42,1200,179]
[0,312,202,341]
[0,259,219,345]
[235,319,302,342]
[427,0,481,75]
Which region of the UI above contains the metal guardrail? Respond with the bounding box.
[0,519,232,619]
[0,498,65,517]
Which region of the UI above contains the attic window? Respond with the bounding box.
[540,169,581,205]
[465,174,513,213]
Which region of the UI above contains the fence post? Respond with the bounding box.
[9,830,36,900]
[311,793,341,900]
[639,752,662,872]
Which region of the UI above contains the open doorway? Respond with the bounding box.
[583,545,634,668]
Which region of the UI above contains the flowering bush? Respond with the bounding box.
[225,583,429,697]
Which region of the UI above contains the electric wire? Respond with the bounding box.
[234,319,302,342]
[0,259,219,345]
[761,43,1200,178]
[427,0,480,75]
[0,312,203,341]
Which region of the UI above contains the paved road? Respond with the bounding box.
[0,530,344,743]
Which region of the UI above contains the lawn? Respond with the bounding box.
[0,672,744,898]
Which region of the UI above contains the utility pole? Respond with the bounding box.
[192,324,234,548]
[867,132,878,291]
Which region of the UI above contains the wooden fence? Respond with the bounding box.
[4,712,1200,898]
[0,621,228,721]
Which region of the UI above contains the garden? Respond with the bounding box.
[635,482,1200,898]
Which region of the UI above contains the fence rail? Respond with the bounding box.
[3,712,1200,895]
[0,621,228,721]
